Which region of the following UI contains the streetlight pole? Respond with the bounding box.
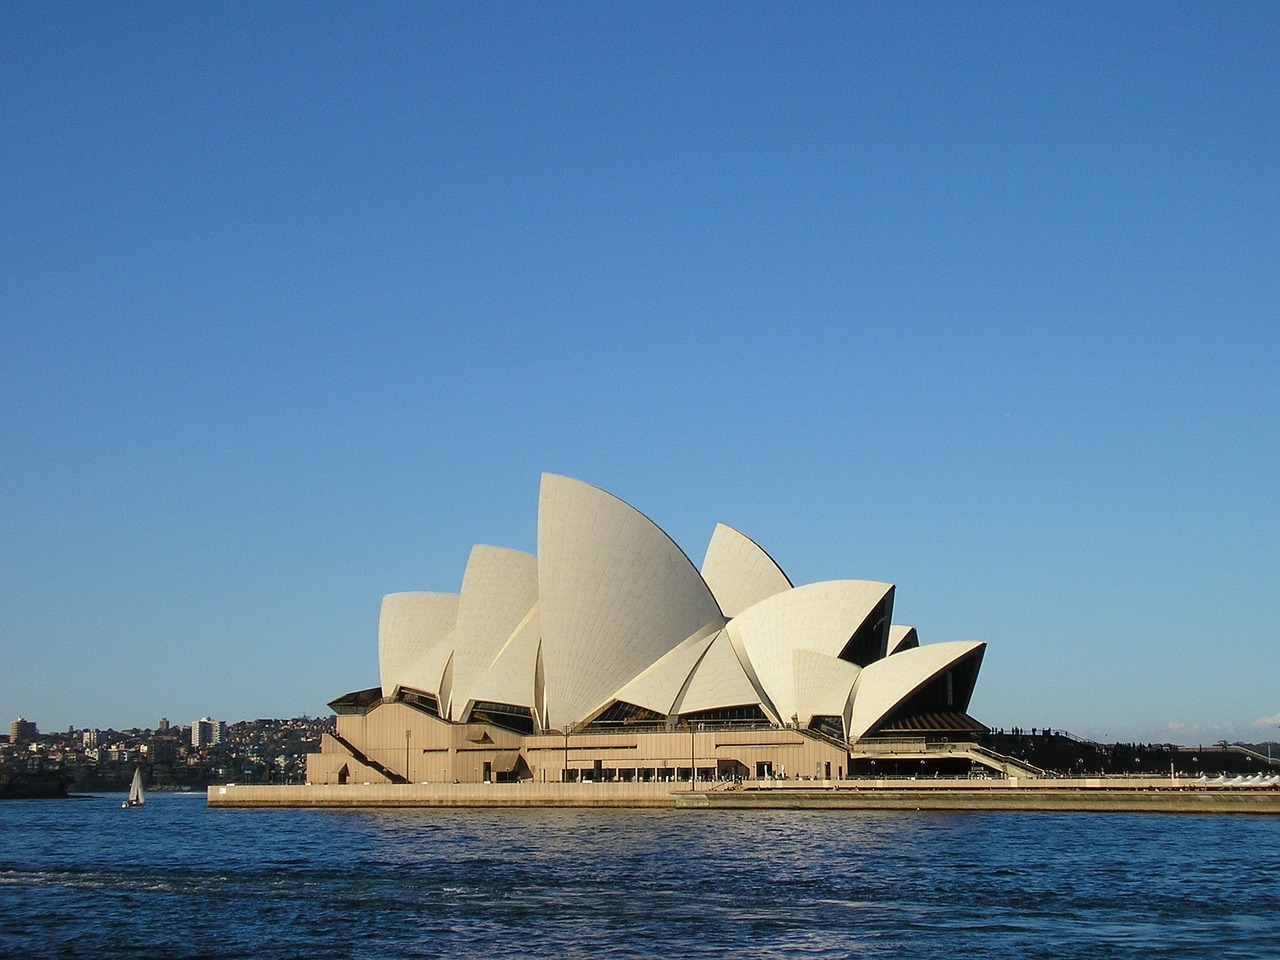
[690,723,696,792]
[404,729,411,783]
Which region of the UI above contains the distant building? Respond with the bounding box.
[82,729,99,749]
[10,717,38,745]
[190,718,227,748]
[157,717,170,733]
[146,737,179,764]
[192,718,214,748]
[106,744,138,763]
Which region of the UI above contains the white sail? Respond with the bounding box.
[123,767,145,808]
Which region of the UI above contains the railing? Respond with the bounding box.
[846,739,1046,778]
[849,738,929,754]
[795,726,854,750]
[560,722,786,739]
[959,742,1048,777]
[1213,744,1280,767]
[330,731,409,784]
[1050,729,1102,746]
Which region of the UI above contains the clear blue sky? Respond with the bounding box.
[2,3,1276,744]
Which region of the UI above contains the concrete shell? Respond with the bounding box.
[608,622,721,716]
[447,545,539,720]
[378,592,459,699]
[400,643,455,711]
[537,474,726,730]
[363,476,985,752]
[726,580,894,726]
[700,523,792,618]
[887,625,919,655]
[847,640,986,741]
[792,651,861,729]
[673,630,765,715]
[465,605,542,717]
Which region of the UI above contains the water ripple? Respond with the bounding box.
[1,798,1279,959]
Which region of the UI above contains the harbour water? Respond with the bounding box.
[2,793,1277,959]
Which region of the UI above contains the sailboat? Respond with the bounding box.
[122,767,146,809]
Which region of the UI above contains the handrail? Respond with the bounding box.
[960,742,1048,778]
[553,722,786,739]
[796,726,852,750]
[330,731,409,784]
[850,739,1046,778]
[1215,745,1280,767]
[852,739,929,753]
[1051,729,1102,746]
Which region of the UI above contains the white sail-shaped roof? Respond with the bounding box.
[359,475,987,746]
[727,580,893,726]
[887,625,919,655]
[446,546,539,720]
[847,640,986,741]
[607,622,721,716]
[700,523,792,618]
[674,629,767,715]
[537,474,727,730]
[378,592,459,699]
[464,605,542,718]
[792,651,861,729]
[400,643,455,711]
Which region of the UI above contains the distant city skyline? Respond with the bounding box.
[2,6,1276,745]
[7,715,237,737]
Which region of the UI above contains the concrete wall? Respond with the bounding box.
[209,778,1280,814]
[306,734,390,785]
[318,700,853,785]
[210,781,683,808]
[332,702,524,783]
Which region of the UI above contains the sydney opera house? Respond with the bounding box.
[307,475,992,786]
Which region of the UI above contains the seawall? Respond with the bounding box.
[208,781,679,808]
[208,779,1280,814]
